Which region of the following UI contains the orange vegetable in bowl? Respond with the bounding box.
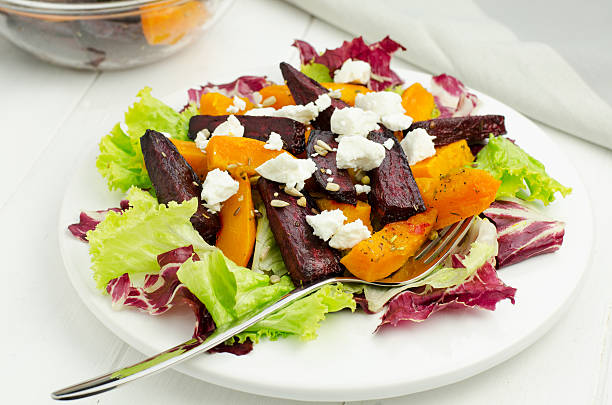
[321,83,372,106]
[410,140,474,179]
[205,136,292,176]
[340,209,437,282]
[315,199,373,231]
[199,92,253,115]
[417,168,500,230]
[258,85,295,109]
[141,0,208,46]
[169,138,208,179]
[401,83,436,121]
[216,169,256,266]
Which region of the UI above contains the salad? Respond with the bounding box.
[68,36,571,355]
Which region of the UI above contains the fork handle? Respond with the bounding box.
[51,277,345,401]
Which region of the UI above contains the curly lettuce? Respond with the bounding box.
[476,135,571,205]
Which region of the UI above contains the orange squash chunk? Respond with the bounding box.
[169,138,208,179]
[199,92,253,115]
[205,136,291,176]
[141,1,208,46]
[340,209,437,282]
[321,83,373,106]
[258,85,295,109]
[216,170,256,266]
[410,140,474,179]
[315,199,373,231]
[420,168,500,230]
[401,83,435,121]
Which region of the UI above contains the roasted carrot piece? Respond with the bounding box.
[169,138,208,179]
[205,136,291,176]
[258,85,295,109]
[315,199,373,231]
[321,83,372,106]
[216,169,256,266]
[340,209,437,282]
[410,140,474,179]
[401,83,436,121]
[141,1,208,46]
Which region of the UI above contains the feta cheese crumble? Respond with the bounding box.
[255,153,317,191]
[383,138,394,150]
[226,96,247,114]
[200,169,239,212]
[330,107,379,138]
[400,128,437,165]
[306,209,346,241]
[314,93,332,111]
[194,129,211,152]
[328,89,342,99]
[354,184,371,194]
[273,103,319,125]
[381,113,413,131]
[333,59,371,85]
[263,132,283,151]
[211,115,244,138]
[355,92,413,131]
[245,107,277,116]
[336,135,386,171]
[328,219,371,250]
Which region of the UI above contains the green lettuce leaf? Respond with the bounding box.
[177,252,355,342]
[88,187,210,289]
[475,135,571,205]
[301,63,332,83]
[251,200,288,276]
[97,87,196,192]
[385,85,404,95]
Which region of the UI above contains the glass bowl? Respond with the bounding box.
[0,0,233,70]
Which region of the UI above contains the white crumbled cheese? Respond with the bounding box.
[211,115,244,138]
[336,135,386,171]
[226,96,247,114]
[355,91,404,117]
[255,153,317,191]
[305,209,347,242]
[330,107,379,138]
[333,59,371,85]
[381,113,413,131]
[327,177,334,182]
[245,107,277,116]
[328,219,371,250]
[328,89,342,99]
[263,132,283,151]
[355,184,371,194]
[194,129,211,152]
[252,91,263,106]
[383,138,394,150]
[325,168,332,175]
[200,169,239,212]
[400,128,437,165]
[314,93,332,112]
[274,103,319,125]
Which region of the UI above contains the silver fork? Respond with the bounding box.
[52,216,475,401]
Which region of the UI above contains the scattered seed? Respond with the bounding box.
[325,169,332,175]
[161,152,167,158]
[313,145,328,156]
[390,235,398,244]
[429,231,439,241]
[284,186,303,197]
[296,197,307,207]
[316,139,333,152]
[226,163,238,170]
[396,246,405,251]
[233,206,241,216]
[269,275,281,284]
[311,208,320,214]
[261,96,277,107]
[192,181,199,187]
[361,175,370,185]
[249,175,261,184]
[274,192,279,197]
[270,199,290,208]
[325,182,340,192]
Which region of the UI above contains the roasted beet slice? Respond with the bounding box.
[368,130,426,229]
[306,129,356,204]
[279,62,348,131]
[141,130,220,244]
[188,115,306,155]
[257,178,344,285]
[406,115,506,146]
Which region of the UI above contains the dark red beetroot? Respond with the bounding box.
[406,115,506,147]
[368,130,426,229]
[279,62,348,131]
[188,115,306,155]
[141,130,220,244]
[257,178,344,285]
[306,130,357,205]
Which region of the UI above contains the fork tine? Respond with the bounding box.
[413,225,452,260]
[420,217,474,265]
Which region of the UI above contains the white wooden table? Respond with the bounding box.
[2,0,611,403]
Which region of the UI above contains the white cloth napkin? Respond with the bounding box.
[284,0,612,150]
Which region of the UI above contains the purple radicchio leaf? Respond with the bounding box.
[186,75,273,108]
[292,36,406,91]
[68,200,130,242]
[106,246,252,355]
[376,262,516,331]
[483,199,566,269]
[430,74,480,118]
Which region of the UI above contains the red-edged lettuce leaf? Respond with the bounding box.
[293,37,406,91]
[186,75,273,107]
[430,74,480,118]
[68,200,130,242]
[483,199,566,268]
[377,262,516,330]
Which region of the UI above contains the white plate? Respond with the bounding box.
[58,67,593,402]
